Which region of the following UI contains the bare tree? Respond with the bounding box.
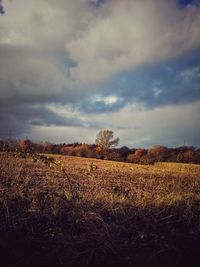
[95,130,119,149]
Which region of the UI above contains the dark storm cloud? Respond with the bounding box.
[0,0,5,15]
[179,0,200,7]
[0,114,29,139]
[8,105,84,127]
[0,104,85,138]
[0,42,88,138]
[0,44,69,106]
[89,0,106,8]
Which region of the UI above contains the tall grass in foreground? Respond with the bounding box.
[0,152,200,267]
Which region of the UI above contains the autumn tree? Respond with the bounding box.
[127,149,147,163]
[95,130,119,150]
[19,139,34,153]
[148,145,168,162]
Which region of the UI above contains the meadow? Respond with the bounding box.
[0,152,200,267]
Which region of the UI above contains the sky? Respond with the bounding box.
[0,0,200,148]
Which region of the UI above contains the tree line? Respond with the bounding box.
[0,129,200,164]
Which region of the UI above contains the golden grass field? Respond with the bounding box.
[0,152,200,267]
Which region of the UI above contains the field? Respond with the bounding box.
[0,152,200,267]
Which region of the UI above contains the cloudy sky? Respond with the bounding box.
[0,0,200,147]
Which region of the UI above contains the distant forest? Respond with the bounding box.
[1,139,200,165]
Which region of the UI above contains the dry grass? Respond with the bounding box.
[154,162,200,175]
[0,152,200,267]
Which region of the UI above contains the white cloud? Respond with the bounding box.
[66,0,200,84]
[179,66,200,82]
[1,0,200,91]
[93,95,119,104]
[153,87,162,98]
